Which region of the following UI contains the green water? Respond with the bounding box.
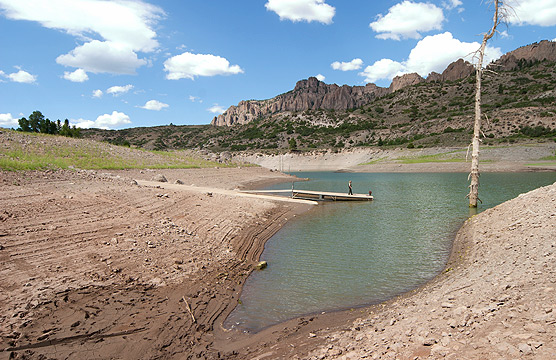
[225,172,555,332]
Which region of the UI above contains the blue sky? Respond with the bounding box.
[1,0,555,129]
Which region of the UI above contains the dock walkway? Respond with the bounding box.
[241,189,373,202]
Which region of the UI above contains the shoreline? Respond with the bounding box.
[223,179,556,359]
[1,165,555,359]
[0,167,315,359]
[235,143,556,173]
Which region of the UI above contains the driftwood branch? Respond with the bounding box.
[182,296,196,324]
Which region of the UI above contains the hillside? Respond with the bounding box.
[83,41,556,152]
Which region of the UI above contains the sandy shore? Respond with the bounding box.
[1,161,555,359]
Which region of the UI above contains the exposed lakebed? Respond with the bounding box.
[225,172,556,332]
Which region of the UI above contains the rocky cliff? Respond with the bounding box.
[212,41,556,127]
[211,78,390,127]
[490,40,556,71]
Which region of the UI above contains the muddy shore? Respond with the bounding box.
[1,162,555,359]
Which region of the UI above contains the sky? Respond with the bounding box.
[1,0,555,130]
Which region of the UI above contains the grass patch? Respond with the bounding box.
[526,161,556,166]
[0,131,226,171]
[360,157,387,165]
[395,151,467,164]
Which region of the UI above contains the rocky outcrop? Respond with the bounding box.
[212,77,389,126]
[489,40,556,71]
[389,73,424,92]
[427,59,475,82]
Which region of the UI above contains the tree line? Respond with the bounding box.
[17,110,81,138]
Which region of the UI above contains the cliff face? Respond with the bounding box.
[212,41,556,127]
[211,78,390,126]
[490,40,556,71]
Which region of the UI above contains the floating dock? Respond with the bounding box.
[241,189,373,202]
[291,189,373,201]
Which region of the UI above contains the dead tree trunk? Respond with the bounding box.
[469,0,500,207]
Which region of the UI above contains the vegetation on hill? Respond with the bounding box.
[83,59,555,153]
[0,130,226,171]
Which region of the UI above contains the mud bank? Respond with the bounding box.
[2,167,555,359]
[0,167,311,359]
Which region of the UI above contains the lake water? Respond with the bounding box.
[224,172,555,332]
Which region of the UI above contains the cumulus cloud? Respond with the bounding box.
[331,58,363,71]
[2,69,37,83]
[315,74,326,81]
[0,0,164,74]
[370,1,444,40]
[140,99,169,111]
[359,59,405,83]
[189,95,202,103]
[73,111,131,130]
[63,68,88,82]
[507,0,556,27]
[265,0,335,24]
[107,84,134,96]
[207,104,226,114]
[359,32,502,83]
[164,52,243,80]
[0,113,18,127]
[56,40,147,75]
[92,89,103,98]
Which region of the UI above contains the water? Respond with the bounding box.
[225,172,555,332]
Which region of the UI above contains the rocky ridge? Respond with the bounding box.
[212,40,556,127]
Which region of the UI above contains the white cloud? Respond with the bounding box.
[442,0,462,10]
[140,99,169,111]
[92,89,103,98]
[73,111,131,130]
[56,40,147,75]
[331,58,363,71]
[107,84,134,96]
[359,32,502,83]
[265,0,335,24]
[164,52,243,80]
[404,32,501,75]
[508,0,556,26]
[4,69,37,83]
[63,68,88,82]
[207,104,226,114]
[0,0,163,75]
[315,74,326,81]
[360,59,405,83]
[370,1,444,40]
[0,113,18,127]
[189,95,200,102]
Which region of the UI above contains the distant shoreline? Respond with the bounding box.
[235,142,556,173]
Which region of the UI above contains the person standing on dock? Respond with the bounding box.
[348,180,353,195]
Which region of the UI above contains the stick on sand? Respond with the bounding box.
[182,296,196,324]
